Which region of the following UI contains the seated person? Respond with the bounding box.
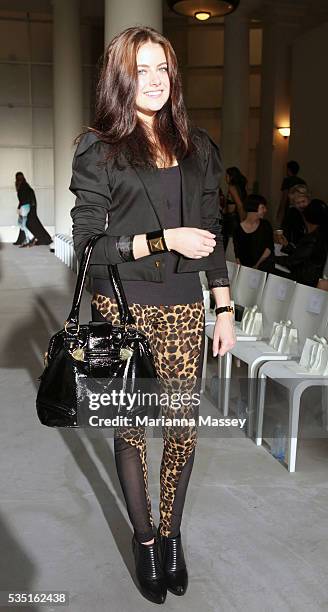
[276,159,306,226]
[233,194,275,272]
[274,199,328,287]
[280,184,311,248]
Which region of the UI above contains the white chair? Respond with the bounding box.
[199,272,210,312]
[249,274,296,340]
[200,265,266,397]
[205,275,296,405]
[226,260,239,299]
[220,284,328,432]
[199,271,208,289]
[233,265,267,309]
[255,302,328,472]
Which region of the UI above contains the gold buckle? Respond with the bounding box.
[64,320,80,334]
[149,236,165,253]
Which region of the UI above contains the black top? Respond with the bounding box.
[282,206,306,246]
[93,165,203,305]
[17,181,37,208]
[275,227,328,287]
[233,219,274,268]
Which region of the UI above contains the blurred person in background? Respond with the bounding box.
[222,166,247,251]
[274,199,328,287]
[276,160,306,226]
[276,184,311,252]
[13,172,52,247]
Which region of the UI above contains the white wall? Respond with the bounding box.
[0,10,262,242]
[0,15,54,235]
[0,11,101,241]
[289,21,328,202]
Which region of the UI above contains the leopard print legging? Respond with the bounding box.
[91,293,205,542]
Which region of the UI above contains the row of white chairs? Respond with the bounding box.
[54,234,77,273]
[201,262,328,472]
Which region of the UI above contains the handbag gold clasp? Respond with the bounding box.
[120,347,134,361]
[64,320,80,334]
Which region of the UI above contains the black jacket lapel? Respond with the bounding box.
[132,165,166,227]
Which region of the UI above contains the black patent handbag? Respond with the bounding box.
[36,234,161,427]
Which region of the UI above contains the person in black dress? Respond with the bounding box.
[233,194,274,272]
[13,172,52,247]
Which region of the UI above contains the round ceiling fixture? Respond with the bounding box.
[167,1,240,20]
[194,11,211,20]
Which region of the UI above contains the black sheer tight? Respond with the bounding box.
[114,434,155,543]
[114,432,196,543]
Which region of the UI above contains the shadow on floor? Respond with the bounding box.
[0,289,140,587]
[0,512,41,612]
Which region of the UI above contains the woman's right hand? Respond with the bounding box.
[164,227,216,259]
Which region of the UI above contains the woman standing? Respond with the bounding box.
[69,26,235,605]
[222,166,247,251]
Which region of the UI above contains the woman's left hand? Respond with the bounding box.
[212,312,236,357]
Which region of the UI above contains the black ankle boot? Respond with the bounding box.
[157,527,188,596]
[132,534,167,604]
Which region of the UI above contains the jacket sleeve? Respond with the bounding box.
[198,130,230,289]
[69,132,133,266]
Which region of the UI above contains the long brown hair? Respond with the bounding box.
[76,26,196,167]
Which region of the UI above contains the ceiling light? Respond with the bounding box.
[194,11,211,20]
[167,1,240,20]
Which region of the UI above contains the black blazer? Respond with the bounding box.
[69,127,229,287]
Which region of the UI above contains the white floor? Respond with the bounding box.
[1,243,328,612]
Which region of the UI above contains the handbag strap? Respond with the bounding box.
[65,234,136,329]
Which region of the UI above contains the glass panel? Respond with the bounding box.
[33,148,54,187]
[30,21,53,63]
[188,28,224,66]
[0,107,32,146]
[31,64,53,106]
[32,108,53,147]
[0,64,29,106]
[0,20,29,60]
[186,69,223,108]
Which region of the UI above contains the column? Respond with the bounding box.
[53,0,83,235]
[221,10,250,174]
[104,0,163,47]
[257,5,303,221]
